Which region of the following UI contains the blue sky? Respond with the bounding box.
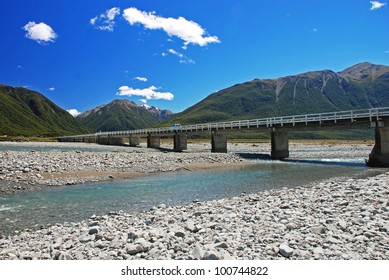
[0,0,388,115]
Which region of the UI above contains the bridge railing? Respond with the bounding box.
[59,107,389,140]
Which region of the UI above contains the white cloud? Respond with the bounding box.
[134,76,148,82]
[122,7,220,47]
[117,85,174,101]
[91,7,121,31]
[139,99,148,104]
[48,87,55,91]
[23,22,57,44]
[370,1,387,10]
[67,109,81,117]
[168,48,195,64]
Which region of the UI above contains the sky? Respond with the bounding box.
[0,0,388,116]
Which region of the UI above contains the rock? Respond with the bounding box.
[191,245,204,260]
[313,247,324,255]
[126,244,144,255]
[279,242,294,258]
[286,223,298,230]
[135,238,150,251]
[311,226,327,234]
[1,248,17,256]
[337,220,348,231]
[127,232,138,242]
[52,238,63,249]
[203,251,220,260]
[88,221,99,227]
[185,222,197,232]
[364,231,377,239]
[19,251,32,260]
[88,227,99,235]
[215,242,229,249]
[58,252,73,260]
[103,234,116,241]
[79,235,94,243]
[174,231,185,238]
[95,240,106,249]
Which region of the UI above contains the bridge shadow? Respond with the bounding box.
[235,152,367,167]
[234,153,273,160]
[281,158,367,167]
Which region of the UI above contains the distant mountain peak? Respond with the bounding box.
[339,62,389,81]
[77,99,174,131]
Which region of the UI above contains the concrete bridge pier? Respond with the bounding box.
[110,137,127,146]
[367,120,389,167]
[129,136,140,147]
[211,132,227,153]
[271,130,289,159]
[147,135,160,149]
[97,136,109,145]
[174,134,187,152]
[87,136,96,143]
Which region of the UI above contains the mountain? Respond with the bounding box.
[77,100,173,132]
[167,62,389,125]
[0,84,89,137]
[139,104,174,120]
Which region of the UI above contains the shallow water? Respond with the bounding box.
[0,157,381,236]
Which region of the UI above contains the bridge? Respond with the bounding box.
[59,107,389,167]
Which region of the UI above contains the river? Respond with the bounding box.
[0,156,382,236]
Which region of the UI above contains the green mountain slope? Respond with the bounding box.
[0,85,89,136]
[77,100,173,132]
[167,62,389,125]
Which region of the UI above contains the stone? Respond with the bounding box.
[95,240,106,249]
[364,231,377,239]
[215,242,229,249]
[279,242,294,258]
[88,227,99,235]
[202,251,220,260]
[88,221,99,227]
[174,231,185,238]
[58,252,73,260]
[79,235,94,243]
[311,226,327,234]
[126,244,144,255]
[337,220,348,231]
[103,234,116,241]
[135,238,150,251]
[185,222,197,232]
[313,247,324,255]
[191,245,204,260]
[127,232,139,242]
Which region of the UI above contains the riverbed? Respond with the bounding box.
[0,141,388,260]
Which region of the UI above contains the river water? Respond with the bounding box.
[0,156,382,236]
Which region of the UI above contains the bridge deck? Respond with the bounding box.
[60,107,389,140]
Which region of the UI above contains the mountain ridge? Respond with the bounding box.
[166,62,389,125]
[77,99,174,132]
[0,85,90,136]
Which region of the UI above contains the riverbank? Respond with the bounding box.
[0,141,248,194]
[0,140,374,194]
[0,169,388,260]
